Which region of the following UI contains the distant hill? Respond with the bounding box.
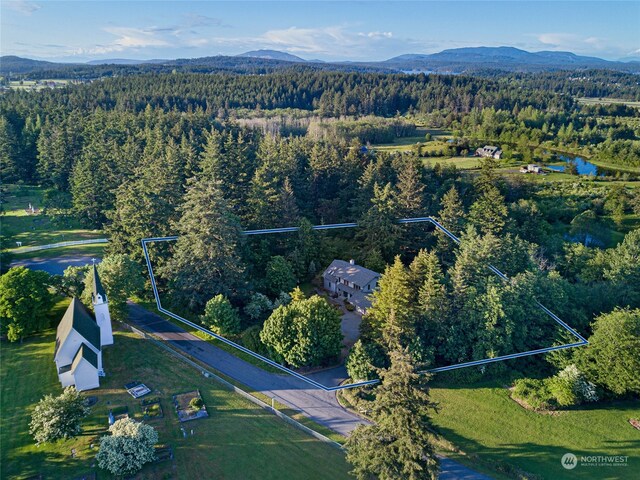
[237,50,307,62]
[383,46,640,73]
[0,55,69,74]
[3,46,640,78]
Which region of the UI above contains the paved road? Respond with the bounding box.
[127,302,493,480]
[127,302,368,436]
[11,255,101,275]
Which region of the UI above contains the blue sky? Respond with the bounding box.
[1,1,639,62]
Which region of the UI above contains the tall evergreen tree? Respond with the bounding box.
[435,185,465,264]
[161,176,245,310]
[345,346,439,480]
[468,185,508,236]
[0,116,20,182]
[358,183,402,263]
[366,257,415,346]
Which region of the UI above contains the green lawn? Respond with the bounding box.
[0,326,351,479]
[2,185,104,252]
[429,380,640,480]
[424,156,481,170]
[577,97,640,108]
[9,243,106,262]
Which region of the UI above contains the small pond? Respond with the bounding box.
[546,154,627,177]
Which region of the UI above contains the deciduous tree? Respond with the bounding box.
[202,294,241,335]
[29,387,90,444]
[96,418,158,476]
[0,267,55,342]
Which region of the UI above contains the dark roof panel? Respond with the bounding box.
[71,343,99,370]
[92,264,107,300]
[56,298,101,354]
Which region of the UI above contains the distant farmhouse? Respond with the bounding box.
[54,266,113,391]
[476,145,503,159]
[520,164,543,174]
[322,259,380,315]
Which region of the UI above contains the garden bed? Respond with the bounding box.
[140,398,164,420]
[110,405,129,422]
[173,390,209,423]
[154,445,174,463]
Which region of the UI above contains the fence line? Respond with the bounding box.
[13,238,108,253]
[122,322,343,450]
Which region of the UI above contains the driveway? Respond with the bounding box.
[127,302,494,479]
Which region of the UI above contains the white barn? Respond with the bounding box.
[322,259,380,314]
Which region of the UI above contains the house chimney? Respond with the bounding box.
[349,259,355,265]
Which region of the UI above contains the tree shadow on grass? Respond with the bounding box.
[433,423,640,480]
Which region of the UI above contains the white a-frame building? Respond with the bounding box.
[54,265,113,391]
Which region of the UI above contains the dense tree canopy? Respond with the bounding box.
[0,267,55,342]
[260,289,342,367]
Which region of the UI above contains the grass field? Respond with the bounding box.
[9,243,106,262]
[424,156,481,169]
[0,321,351,479]
[2,185,104,253]
[428,380,640,480]
[577,97,640,108]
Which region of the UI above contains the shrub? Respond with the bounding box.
[29,387,90,444]
[189,397,204,410]
[241,325,269,355]
[97,418,158,476]
[201,294,241,335]
[512,378,554,410]
[513,365,598,411]
[549,364,598,406]
[547,375,579,407]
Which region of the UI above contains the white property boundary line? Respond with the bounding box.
[141,217,588,391]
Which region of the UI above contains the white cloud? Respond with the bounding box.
[226,25,400,58]
[534,32,611,54]
[4,0,41,15]
[79,21,216,56]
[359,31,393,39]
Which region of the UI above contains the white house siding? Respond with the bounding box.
[94,302,113,346]
[72,361,100,391]
[58,370,75,387]
[55,331,102,378]
[55,330,86,368]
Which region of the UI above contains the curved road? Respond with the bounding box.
[127,302,367,436]
[127,302,493,480]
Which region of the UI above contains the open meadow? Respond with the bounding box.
[0,313,351,480]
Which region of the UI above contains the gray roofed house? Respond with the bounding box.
[476,145,503,159]
[322,259,380,314]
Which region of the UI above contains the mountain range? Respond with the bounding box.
[2,46,639,76]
